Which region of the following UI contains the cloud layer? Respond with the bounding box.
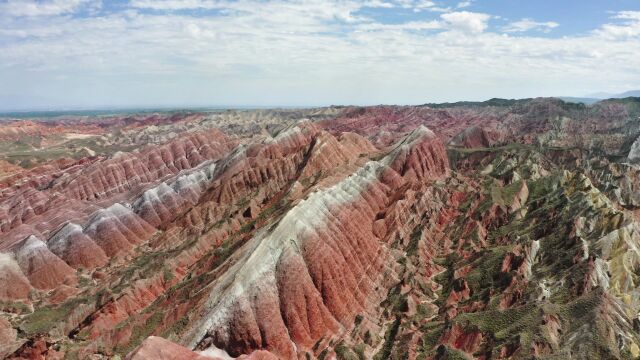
[0,1,639,109]
[503,18,559,33]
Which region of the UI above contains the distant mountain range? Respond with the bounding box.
[587,90,640,99]
[560,90,640,104]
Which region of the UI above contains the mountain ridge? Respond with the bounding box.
[1,98,640,359]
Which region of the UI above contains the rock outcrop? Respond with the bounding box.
[83,203,156,257]
[0,253,31,301]
[449,125,492,148]
[48,223,108,269]
[13,235,76,290]
[127,336,218,360]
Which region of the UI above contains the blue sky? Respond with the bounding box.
[0,0,639,110]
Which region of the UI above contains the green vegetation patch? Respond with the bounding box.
[490,180,523,207]
[114,310,164,355]
[435,345,471,360]
[406,225,423,257]
[373,317,402,360]
[20,297,90,336]
[463,245,513,301]
[455,304,540,342]
[0,300,31,314]
[335,341,360,360]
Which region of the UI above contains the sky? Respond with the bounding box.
[0,0,639,110]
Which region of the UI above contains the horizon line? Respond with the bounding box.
[0,95,634,116]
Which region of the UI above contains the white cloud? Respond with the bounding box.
[615,11,640,21]
[595,11,640,39]
[0,0,98,17]
[441,11,490,33]
[503,18,559,33]
[456,1,472,8]
[129,0,220,10]
[411,1,437,11]
[0,2,639,109]
[393,0,450,13]
[366,0,396,9]
[358,20,442,31]
[183,22,216,39]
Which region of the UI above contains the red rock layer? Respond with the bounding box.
[299,131,376,179]
[180,122,323,231]
[2,120,452,358]
[84,204,156,257]
[0,160,22,181]
[0,187,50,234]
[70,229,227,354]
[448,125,492,148]
[127,336,278,360]
[13,236,76,290]
[187,126,449,358]
[133,162,217,228]
[47,223,108,269]
[0,157,99,191]
[0,317,20,358]
[0,129,230,245]
[127,336,217,360]
[318,98,630,149]
[68,125,340,354]
[57,129,229,201]
[0,253,31,301]
[0,120,98,141]
[318,105,501,146]
[388,126,450,180]
[440,323,484,354]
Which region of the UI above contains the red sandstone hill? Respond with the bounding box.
[176,125,448,359]
[0,129,231,250]
[1,98,640,359]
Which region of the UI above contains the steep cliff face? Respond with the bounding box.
[2,99,640,359]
